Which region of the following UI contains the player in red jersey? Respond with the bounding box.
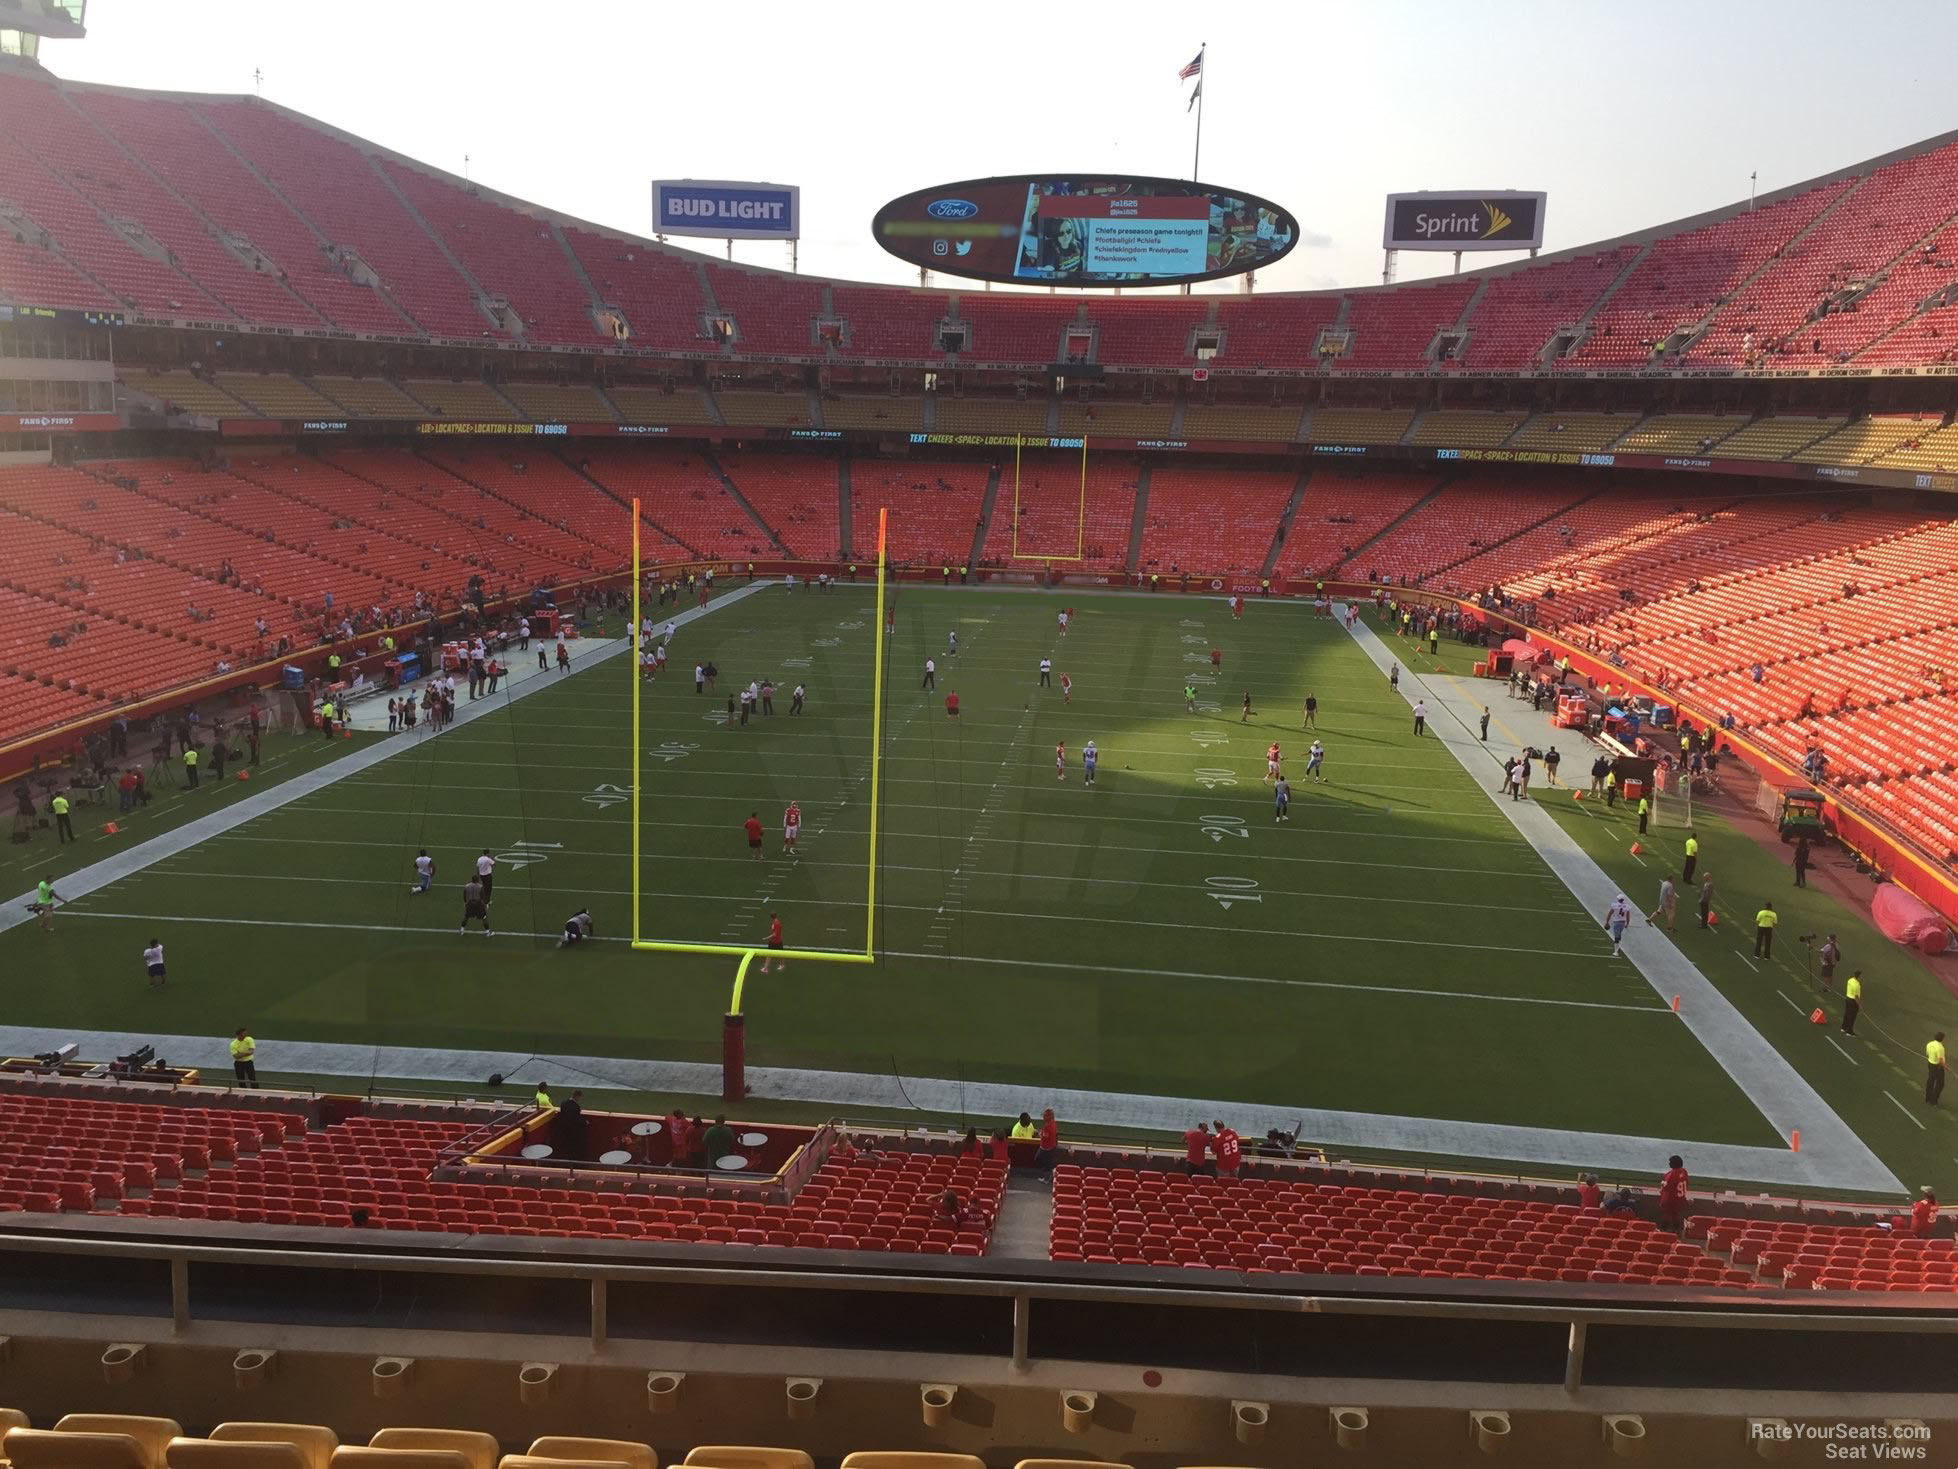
[743,810,764,860]
[782,801,801,856]
[1055,740,1066,780]
[1059,672,1072,704]
[759,912,785,973]
[1265,742,1281,782]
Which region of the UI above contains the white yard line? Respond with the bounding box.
[39,909,1666,1014]
[1887,1092,1929,1131]
[1338,607,1903,1196]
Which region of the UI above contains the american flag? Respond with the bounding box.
[1178,48,1204,81]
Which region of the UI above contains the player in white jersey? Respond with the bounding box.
[411,848,436,894]
[1082,740,1098,786]
[1306,740,1325,781]
[948,629,958,657]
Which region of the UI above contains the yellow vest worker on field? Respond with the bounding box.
[229,1028,258,1088]
[1753,900,1778,960]
[1682,832,1700,882]
[1927,1033,1948,1107]
[1637,795,1651,835]
[1841,974,1862,1037]
[50,792,74,844]
[1604,770,1618,808]
[183,744,200,788]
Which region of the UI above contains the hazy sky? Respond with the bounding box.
[42,0,1958,294]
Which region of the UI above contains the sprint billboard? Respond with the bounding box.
[1383,192,1546,251]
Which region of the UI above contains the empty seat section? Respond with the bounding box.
[1137,468,1292,578]
[717,453,840,560]
[1282,471,1439,578]
[980,452,1135,571]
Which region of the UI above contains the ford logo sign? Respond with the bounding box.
[927,199,979,220]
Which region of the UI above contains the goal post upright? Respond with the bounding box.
[627,498,884,1096]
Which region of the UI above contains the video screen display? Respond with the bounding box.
[873,174,1299,288]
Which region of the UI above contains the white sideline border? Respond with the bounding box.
[0,586,1905,1191]
[1341,606,1901,1195]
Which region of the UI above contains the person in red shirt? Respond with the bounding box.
[1576,1173,1602,1210]
[957,1127,985,1158]
[1211,1120,1242,1178]
[1183,1121,1211,1174]
[1056,740,1066,781]
[1034,1108,1060,1171]
[1911,1187,1939,1237]
[989,1129,1011,1163]
[945,691,959,718]
[743,810,764,860]
[782,801,801,856]
[1059,672,1072,704]
[1657,1154,1689,1231]
[760,912,785,972]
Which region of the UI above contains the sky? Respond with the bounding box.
[40,0,1958,295]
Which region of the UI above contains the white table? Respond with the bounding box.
[739,1131,768,1147]
[628,1120,663,1136]
[599,1150,633,1166]
[520,1144,553,1160]
[714,1155,748,1171]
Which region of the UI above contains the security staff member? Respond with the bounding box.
[1928,1033,1948,1106]
[230,1028,258,1087]
[51,792,74,844]
[1753,900,1778,958]
[1637,795,1651,834]
[1841,973,1862,1036]
[1682,832,1700,883]
[534,1081,553,1110]
[183,743,200,788]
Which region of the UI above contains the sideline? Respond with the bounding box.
[0,583,771,934]
[1339,605,1902,1195]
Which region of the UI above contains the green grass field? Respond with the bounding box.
[8,585,1955,1197]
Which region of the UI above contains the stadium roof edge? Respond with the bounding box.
[27,63,1958,304]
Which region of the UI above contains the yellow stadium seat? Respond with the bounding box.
[329,1451,468,1469]
[208,1426,337,1469]
[367,1435,496,1469]
[1014,1462,1135,1469]
[526,1443,655,1469]
[6,1430,150,1469]
[166,1441,310,1469]
[55,1421,181,1469]
[840,1457,986,1469]
[680,1453,814,1469]
[1,1413,28,1434]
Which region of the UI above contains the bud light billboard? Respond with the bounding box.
[873,174,1300,288]
[652,180,801,240]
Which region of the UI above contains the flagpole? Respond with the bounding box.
[1191,42,1205,179]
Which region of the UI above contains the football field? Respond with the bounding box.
[5,584,1951,1197]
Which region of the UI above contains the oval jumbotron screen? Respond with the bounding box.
[872,173,1300,288]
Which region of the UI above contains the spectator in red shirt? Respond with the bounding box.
[743,811,764,859]
[1911,1187,1939,1237]
[1657,1154,1689,1230]
[988,1128,1010,1163]
[1034,1108,1059,1172]
[939,1189,972,1228]
[945,691,959,717]
[1183,1122,1211,1174]
[957,1127,985,1158]
[1576,1173,1602,1210]
[1211,1120,1242,1178]
[759,912,784,973]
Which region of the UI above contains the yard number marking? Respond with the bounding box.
[497,840,563,871]
[1204,875,1263,910]
[1194,767,1238,790]
[583,783,630,809]
[1199,814,1249,844]
[647,742,699,762]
